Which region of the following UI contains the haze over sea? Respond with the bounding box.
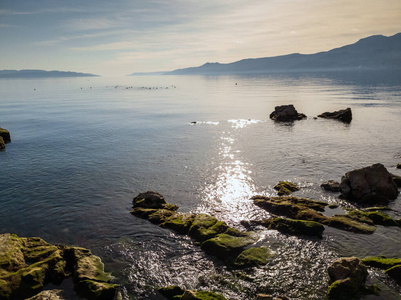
[1,71,401,299]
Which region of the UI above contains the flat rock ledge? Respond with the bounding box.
[269,105,306,122]
[0,233,118,300]
[318,108,352,123]
[252,195,401,236]
[362,256,401,285]
[131,191,272,268]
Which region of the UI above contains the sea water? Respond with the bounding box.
[1,72,401,299]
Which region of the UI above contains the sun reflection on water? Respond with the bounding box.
[196,119,268,224]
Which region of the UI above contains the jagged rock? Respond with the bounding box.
[0,233,118,300]
[327,257,367,299]
[273,181,299,195]
[0,127,11,143]
[269,105,306,122]
[339,163,399,204]
[321,180,340,193]
[318,108,352,123]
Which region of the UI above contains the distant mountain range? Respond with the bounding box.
[0,70,99,78]
[153,33,401,75]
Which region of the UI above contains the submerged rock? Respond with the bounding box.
[273,181,299,195]
[269,105,306,122]
[131,192,271,267]
[318,108,352,123]
[233,247,272,268]
[320,180,340,193]
[0,233,118,300]
[0,127,11,143]
[327,257,367,299]
[339,163,399,204]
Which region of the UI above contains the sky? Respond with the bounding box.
[0,0,400,77]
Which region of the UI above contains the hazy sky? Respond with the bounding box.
[1,0,400,76]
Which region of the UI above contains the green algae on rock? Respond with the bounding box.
[158,286,227,300]
[131,191,270,268]
[346,210,399,226]
[327,215,376,234]
[273,181,300,196]
[362,256,401,270]
[385,265,401,284]
[0,233,118,300]
[233,247,272,268]
[259,217,325,238]
[327,257,368,299]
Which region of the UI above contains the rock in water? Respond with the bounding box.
[269,105,306,122]
[339,163,399,204]
[0,137,5,150]
[0,127,11,143]
[318,108,352,123]
[321,180,340,192]
[327,257,367,299]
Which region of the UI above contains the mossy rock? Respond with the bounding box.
[201,233,256,262]
[362,256,401,270]
[162,213,196,234]
[133,191,178,210]
[188,214,229,243]
[233,247,272,268]
[0,136,5,150]
[274,181,300,195]
[158,285,185,299]
[261,217,325,238]
[385,265,401,284]
[130,207,159,219]
[74,279,118,300]
[147,209,178,225]
[328,215,376,234]
[182,290,227,300]
[347,210,399,226]
[0,127,11,143]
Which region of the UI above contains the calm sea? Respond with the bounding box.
[1,72,401,299]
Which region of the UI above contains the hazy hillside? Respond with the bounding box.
[0,70,99,78]
[165,33,401,75]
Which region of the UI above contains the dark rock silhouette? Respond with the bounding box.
[321,180,340,192]
[339,163,399,204]
[0,127,11,143]
[269,105,306,122]
[318,108,352,123]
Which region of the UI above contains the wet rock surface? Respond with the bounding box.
[273,181,300,196]
[269,105,306,122]
[318,108,352,123]
[320,180,340,193]
[0,127,11,143]
[131,191,271,268]
[0,233,118,300]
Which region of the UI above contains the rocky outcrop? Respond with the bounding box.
[0,233,118,300]
[0,127,11,143]
[339,163,399,204]
[0,137,5,150]
[257,217,325,238]
[327,257,367,299]
[131,191,271,268]
[26,290,66,300]
[158,286,227,300]
[252,195,377,234]
[273,181,299,196]
[318,108,352,123]
[269,105,306,122]
[362,256,401,284]
[320,180,340,193]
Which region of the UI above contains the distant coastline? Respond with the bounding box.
[0,69,99,78]
[129,32,401,76]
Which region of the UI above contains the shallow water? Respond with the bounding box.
[1,72,401,299]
